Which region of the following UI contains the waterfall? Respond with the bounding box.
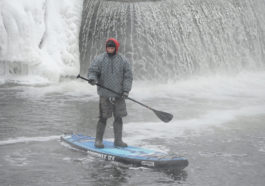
[1,0,265,83]
[79,0,265,80]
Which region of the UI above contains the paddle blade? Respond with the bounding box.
[153,109,173,123]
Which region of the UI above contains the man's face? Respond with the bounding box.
[106,47,115,54]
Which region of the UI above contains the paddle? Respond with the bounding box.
[77,74,173,123]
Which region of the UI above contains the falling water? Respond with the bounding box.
[79,0,265,80]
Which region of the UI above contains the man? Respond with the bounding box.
[87,38,133,148]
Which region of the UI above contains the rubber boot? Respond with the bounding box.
[95,118,107,148]
[113,117,127,147]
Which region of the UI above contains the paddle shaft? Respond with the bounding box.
[77,75,154,111]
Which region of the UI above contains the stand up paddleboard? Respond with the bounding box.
[61,134,188,170]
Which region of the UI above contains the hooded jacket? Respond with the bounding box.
[88,38,133,97]
[106,38,120,53]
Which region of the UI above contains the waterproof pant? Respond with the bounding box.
[95,116,127,148]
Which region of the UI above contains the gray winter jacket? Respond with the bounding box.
[88,52,133,97]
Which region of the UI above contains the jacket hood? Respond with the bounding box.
[106,38,120,53]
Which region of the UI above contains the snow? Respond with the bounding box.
[0,0,83,83]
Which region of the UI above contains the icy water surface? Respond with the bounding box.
[1,72,265,186]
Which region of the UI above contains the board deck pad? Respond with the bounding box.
[61,134,188,169]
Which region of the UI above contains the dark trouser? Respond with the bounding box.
[95,97,127,148]
[113,117,126,146]
[99,96,127,118]
[95,117,107,148]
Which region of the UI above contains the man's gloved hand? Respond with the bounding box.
[122,92,129,99]
[88,79,97,86]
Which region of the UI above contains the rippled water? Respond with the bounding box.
[1,72,265,186]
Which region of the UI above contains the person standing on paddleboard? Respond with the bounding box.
[87,38,133,148]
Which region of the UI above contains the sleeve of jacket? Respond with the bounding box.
[87,55,102,81]
[123,58,133,93]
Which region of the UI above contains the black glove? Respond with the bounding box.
[122,92,129,99]
[88,79,96,86]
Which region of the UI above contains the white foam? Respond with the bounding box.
[18,79,98,101]
[0,135,60,146]
[1,75,50,85]
[3,71,265,149]
[130,71,265,101]
[124,104,265,145]
[14,71,265,100]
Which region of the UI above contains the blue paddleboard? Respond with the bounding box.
[61,134,188,169]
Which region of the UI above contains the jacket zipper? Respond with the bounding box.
[110,57,115,73]
[111,58,113,73]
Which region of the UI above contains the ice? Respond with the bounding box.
[0,0,83,83]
